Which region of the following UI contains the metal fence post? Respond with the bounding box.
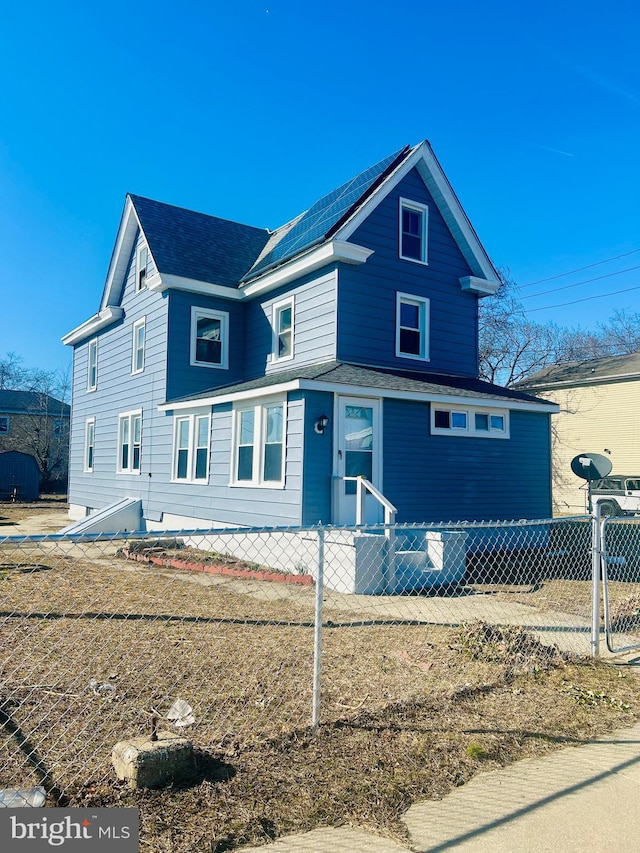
[591,504,602,658]
[312,527,325,729]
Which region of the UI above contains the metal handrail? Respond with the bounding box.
[343,476,397,531]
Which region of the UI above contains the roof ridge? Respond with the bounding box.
[128,193,268,236]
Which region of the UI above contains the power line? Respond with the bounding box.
[525,283,640,313]
[519,264,640,300]
[519,248,640,288]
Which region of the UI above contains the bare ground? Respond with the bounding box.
[1,502,640,851]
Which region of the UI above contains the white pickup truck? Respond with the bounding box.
[591,476,640,517]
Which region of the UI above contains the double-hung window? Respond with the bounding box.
[272,297,294,362]
[399,198,428,264]
[87,339,98,391]
[136,244,148,291]
[396,293,429,361]
[0,416,9,434]
[190,307,229,369]
[172,412,210,483]
[117,410,142,473]
[132,318,146,374]
[233,398,285,486]
[84,418,95,472]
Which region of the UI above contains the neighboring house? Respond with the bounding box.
[63,140,556,531]
[0,390,70,494]
[520,352,640,515]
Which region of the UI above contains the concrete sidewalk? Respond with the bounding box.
[241,721,640,852]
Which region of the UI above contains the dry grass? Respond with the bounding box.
[1,505,640,851]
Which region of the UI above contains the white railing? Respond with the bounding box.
[344,476,397,540]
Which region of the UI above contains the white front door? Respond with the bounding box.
[334,396,382,525]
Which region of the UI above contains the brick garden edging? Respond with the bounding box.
[121,547,314,586]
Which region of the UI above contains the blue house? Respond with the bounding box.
[63,141,556,534]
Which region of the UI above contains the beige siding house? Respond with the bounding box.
[520,352,640,514]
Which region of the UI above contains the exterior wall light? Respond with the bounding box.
[314,414,329,434]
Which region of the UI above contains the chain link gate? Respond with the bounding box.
[602,515,640,654]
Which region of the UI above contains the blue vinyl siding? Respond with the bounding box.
[244,270,337,379]
[301,390,334,525]
[382,399,552,522]
[166,289,245,400]
[337,168,479,377]
[68,246,169,516]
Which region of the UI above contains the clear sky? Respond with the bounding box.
[1,0,639,376]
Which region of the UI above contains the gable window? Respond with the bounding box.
[432,406,509,438]
[232,397,285,486]
[117,410,142,473]
[396,293,429,361]
[84,418,95,472]
[0,416,9,434]
[172,412,210,483]
[190,307,229,369]
[399,198,428,264]
[136,245,148,291]
[87,339,98,391]
[132,318,146,374]
[272,298,294,362]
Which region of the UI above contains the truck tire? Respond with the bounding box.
[599,500,618,518]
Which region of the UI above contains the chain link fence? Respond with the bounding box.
[602,515,640,653]
[0,514,630,803]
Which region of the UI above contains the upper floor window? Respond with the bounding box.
[190,307,229,369]
[396,293,429,361]
[232,397,285,487]
[87,339,98,391]
[136,244,148,291]
[431,405,509,439]
[117,410,142,473]
[84,418,95,472]
[272,297,294,362]
[132,318,146,375]
[172,412,210,483]
[0,416,9,434]
[399,198,428,264]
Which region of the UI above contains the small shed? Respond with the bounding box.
[0,451,41,501]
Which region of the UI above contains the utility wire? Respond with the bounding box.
[519,248,640,288]
[525,283,640,313]
[519,264,640,300]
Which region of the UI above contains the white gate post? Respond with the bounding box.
[591,504,602,658]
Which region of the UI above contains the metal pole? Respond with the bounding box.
[591,503,601,658]
[312,527,325,729]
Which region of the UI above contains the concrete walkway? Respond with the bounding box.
[241,721,640,852]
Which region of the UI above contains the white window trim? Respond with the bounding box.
[171,410,211,484]
[136,243,148,292]
[117,409,142,474]
[396,292,430,361]
[271,296,295,363]
[231,395,286,488]
[0,415,9,434]
[87,338,98,392]
[131,317,146,375]
[84,418,95,472]
[399,197,429,265]
[431,405,510,439]
[190,306,229,369]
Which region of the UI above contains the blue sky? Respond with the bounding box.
[1,0,639,376]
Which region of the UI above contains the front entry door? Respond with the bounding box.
[334,396,382,525]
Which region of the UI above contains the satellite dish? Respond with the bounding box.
[570,453,612,482]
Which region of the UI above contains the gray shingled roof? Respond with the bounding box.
[168,361,551,406]
[0,390,70,416]
[130,195,270,288]
[520,351,640,389]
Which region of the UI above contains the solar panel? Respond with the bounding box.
[246,147,409,279]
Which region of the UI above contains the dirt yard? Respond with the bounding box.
[1,501,640,852]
